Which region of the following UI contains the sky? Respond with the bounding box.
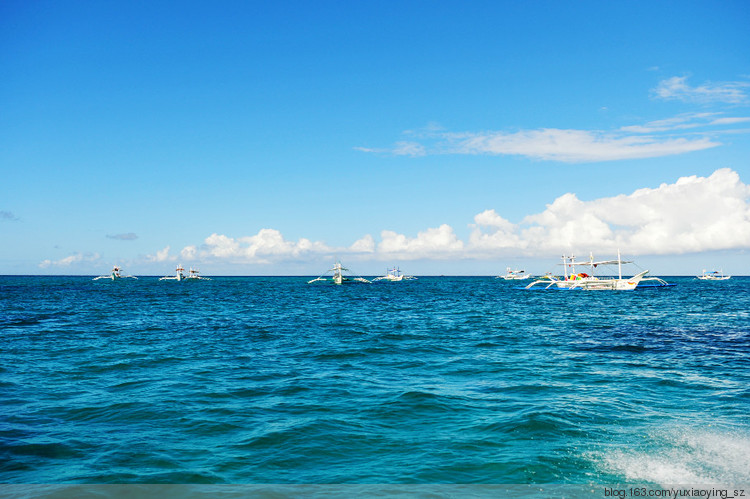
[2,1,750,276]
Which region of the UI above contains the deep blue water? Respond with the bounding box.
[1,276,748,484]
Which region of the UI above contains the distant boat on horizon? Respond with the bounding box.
[308,261,370,285]
[496,267,533,280]
[159,264,186,281]
[373,267,416,282]
[524,251,672,290]
[697,269,731,280]
[185,268,210,281]
[93,266,137,281]
[159,265,211,281]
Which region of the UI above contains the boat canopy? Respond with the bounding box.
[559,258,633,267]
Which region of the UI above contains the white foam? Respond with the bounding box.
[597,425,750,485]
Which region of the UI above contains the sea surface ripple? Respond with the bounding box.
[1,276,748,484]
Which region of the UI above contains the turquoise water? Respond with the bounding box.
[1,276,748,484]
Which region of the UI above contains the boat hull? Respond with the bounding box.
[526,270,649,291]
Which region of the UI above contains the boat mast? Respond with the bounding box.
[617,249,622,280]
[333,262,343,285]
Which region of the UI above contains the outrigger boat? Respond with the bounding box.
[160,265,210,281]
[496,267,533,280]
[308,261,370,285]
[373,266,416,282]
[184,268,210,280]
[93,266,137,281]
[159,264,186,281]
[524,251,655,291]
[697,269,731,280]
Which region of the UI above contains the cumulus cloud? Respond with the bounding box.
[147,245,174,262]
[39,252,101,268]
[154,169,750,266]
[470,168,750,255]
[350,234,376,253]
[106,232,138,241]
[653,76,750,104]
[469,210,524,252]
[377,224,464,259]
[181,228,333,264]
[180,245,198,260]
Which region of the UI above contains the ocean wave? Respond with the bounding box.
[596,425,750,484]
[2,276,749,483]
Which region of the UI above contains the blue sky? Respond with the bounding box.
[2,1,750,275]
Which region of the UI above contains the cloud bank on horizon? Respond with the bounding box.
[39,252,101,269]
[63,167,742,270]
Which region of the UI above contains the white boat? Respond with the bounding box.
[159,264,186,281]
[184,268,210,281]
[697,269,731,280]
[496,267,533,280]
[373,267,416,282]
[93,266,137,281]
[308,261,370,285]
[524,251,649,291]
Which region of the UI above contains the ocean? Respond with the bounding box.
[1,275,748,486]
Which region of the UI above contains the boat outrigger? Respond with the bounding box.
[373,267,416,282]
[308,261,370,285]
[160,265,210,281]
[93,266,137,281]
[159,264,186,281]
[496,267,533,280]
[697,269,731,280]
[184,268,210,280]
[524,251,670,290]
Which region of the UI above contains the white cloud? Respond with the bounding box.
[653,76,750,104]
[203,234,239,259]
[107,232,138,241]
[469,210,525,252]
[184,226,465,263]
[187,229,332,264]
[619,112,720,133]
[473,209,515,230]
[39,252,100,268]
[392,141,426,157]
[357,75,750,163]
[350,234,376,253]
[181,245,198,260]
[147,245,174,262]
[448,128,718,162]
[470,168,750,255]
[620,113,750,133]
[377,224,464,259]
[353,141,426,157]
[710,117,750,126]
[151,169,750,267]
[357,116,734,163]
